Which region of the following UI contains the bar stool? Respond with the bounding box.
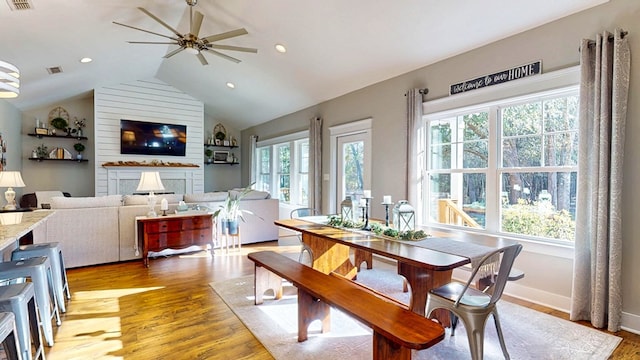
[0,312,21,360]
[0,283,44,360]
[0,257,60,347]
[12,242,71,313]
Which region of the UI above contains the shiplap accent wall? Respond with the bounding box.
[94,79,204,196]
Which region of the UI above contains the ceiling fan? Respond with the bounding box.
[113,0,257,65]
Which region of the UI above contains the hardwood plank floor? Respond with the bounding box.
[26,241,639,359]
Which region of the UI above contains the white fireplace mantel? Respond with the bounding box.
[103,167,199,195]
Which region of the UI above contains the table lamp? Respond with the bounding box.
[0,171,26,210]
[136,171,165,217]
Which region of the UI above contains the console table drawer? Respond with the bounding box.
[146,220,182,233]
[181,217,211,230]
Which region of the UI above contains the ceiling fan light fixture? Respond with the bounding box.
[185,47,199,55]
[275,44,287,53]
[0,60,20,98]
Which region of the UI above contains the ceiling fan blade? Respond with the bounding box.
[191,10,204,37]
[196,52,208,66]
[113,21,180,41]
[206,44,258,53]
[128,41,179,45]
[164,47,186,59]
[138,7,182,38]
[202,28,248,43]
[202,48,241,63]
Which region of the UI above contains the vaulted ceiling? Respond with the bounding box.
[1,0,607,130]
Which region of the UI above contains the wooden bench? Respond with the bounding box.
[248,250,444,360]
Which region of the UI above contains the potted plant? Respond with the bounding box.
[73,143,85,159]
[50,117,68,132]
[204,148,213,163]
[36,144,48,159]
[213,184,261,235]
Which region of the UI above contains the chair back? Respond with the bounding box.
[455,243,523,307]
[290,208,319,219]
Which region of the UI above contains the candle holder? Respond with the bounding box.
[381,201,394,227]
[362,197,372,231]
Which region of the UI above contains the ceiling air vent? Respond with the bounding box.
[46,66,63,75]
[6,0,33,11]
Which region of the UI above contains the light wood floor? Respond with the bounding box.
[28,241,640,359]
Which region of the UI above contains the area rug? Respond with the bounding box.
[210,262,621,359]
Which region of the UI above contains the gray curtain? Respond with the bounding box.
[249,135,258,185]
[570,29,630,332]
[406,89,424,210]
[309,117,322,212]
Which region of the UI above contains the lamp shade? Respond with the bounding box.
[0,171,26,188]
[136,172,165,192]
[0,60,20,99]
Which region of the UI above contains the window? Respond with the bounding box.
[423,87,579,243]
[255,132,309,206]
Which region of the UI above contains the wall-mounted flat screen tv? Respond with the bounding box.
[120,119,187,156]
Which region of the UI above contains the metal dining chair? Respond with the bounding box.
[425,243,523,360]
[289,208,319,263]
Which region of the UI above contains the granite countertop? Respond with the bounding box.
[0,210,54,251]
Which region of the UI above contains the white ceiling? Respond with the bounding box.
[1,0,607,130]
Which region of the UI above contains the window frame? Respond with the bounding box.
[421,66,580,256]
[255,130,309,206]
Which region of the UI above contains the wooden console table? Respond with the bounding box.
[137,213,213,267]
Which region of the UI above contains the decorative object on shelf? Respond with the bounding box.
[74,118,86,137]
[392,200,416,232]
[340,196,353,222]
[50,117,68,131]
[0,171,26,210]
[73,143,85,160]
[231,136,238,146]
[381,195,393,227]
[213,151,229,164]
[0,132,5,171]
[36,144,48,159]
[101,160,199,167]
[214,123,227,142]
[0,60,19,98]
[49,147,72,159]
[48,106,69,122]
[136,171,165,217]
[226,152,234,163]
[204,148,213,163]
[35,128,48,135]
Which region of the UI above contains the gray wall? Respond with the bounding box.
[242,0,640,331]
[0,100,23,197]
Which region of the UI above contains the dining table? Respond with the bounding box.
[275,217,519,325]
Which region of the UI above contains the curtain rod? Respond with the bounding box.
[586,30,628,47]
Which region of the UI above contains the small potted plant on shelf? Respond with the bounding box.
[204,148,213,163]
[73,143,85,160]
[35,144,48,160]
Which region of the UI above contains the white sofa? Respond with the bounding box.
[31,191,279,268]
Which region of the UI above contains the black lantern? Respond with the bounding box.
[341,196,353,222]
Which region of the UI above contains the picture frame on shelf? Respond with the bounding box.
[35,128,49,135]
[215,139,221,146]
[223,140,230,146]
[213,151,229,163]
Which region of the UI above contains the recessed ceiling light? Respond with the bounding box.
[80,57,92,63]
[274,44,287,53]
[226,82,235,89]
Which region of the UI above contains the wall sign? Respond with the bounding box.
[449,60,542,95]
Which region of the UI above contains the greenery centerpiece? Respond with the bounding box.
[326,215,428,241]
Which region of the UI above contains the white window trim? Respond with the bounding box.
[422,67,580,260]
[329,118,373,214]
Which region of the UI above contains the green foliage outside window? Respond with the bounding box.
[501,199,575,241]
